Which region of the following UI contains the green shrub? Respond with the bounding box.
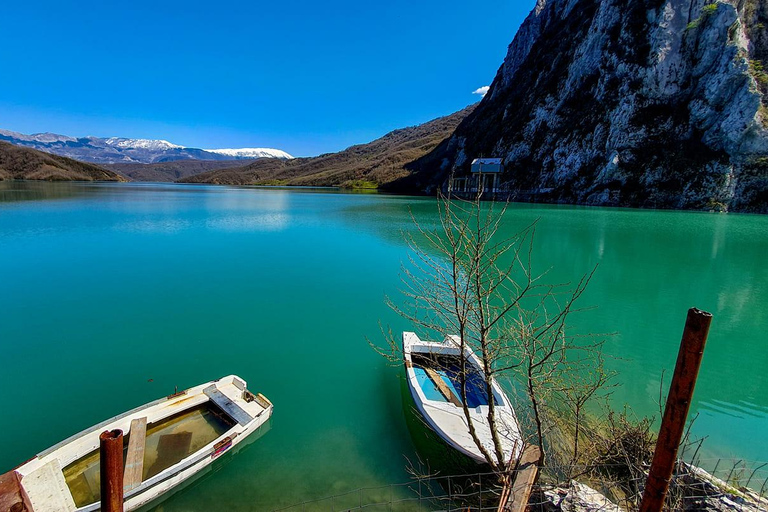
[706,198,728,212]
[750,60,768,87]
[256,179,288,186]
[341,179,379,189]
[687,3,719,30]
[747,156,768,171]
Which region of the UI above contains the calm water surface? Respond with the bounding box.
[1,181,767,509]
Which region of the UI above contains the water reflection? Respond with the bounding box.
[203,186,291,213]
[206,213,290,232]
[0,180,86,203]
[118,218,193,234]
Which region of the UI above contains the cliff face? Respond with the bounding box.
[416,0,768,212]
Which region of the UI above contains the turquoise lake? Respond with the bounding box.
[0,181,767,509]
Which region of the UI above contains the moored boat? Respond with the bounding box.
[403,332,523,466]
[3,375,272,511]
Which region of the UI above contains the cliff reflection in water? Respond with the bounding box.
[0,181,87,203]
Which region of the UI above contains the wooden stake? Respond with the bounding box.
[495,445,542,512]
[100,429,124,512]
[506,445,542,512]
[640,308,712,512]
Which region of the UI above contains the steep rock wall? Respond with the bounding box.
[413,0,768,212]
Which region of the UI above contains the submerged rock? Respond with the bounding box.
[535,464,767,511]
[542,481,624,511]
[673,462,768,511]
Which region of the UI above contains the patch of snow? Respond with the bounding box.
[205,148,293,159]
[103,137,183,150]
[30,132,77,143]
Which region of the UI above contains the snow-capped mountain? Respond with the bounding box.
[103,137,183,151]
[205,148,293,159]
[0,129,293,164]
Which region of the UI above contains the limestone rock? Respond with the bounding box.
[542,481,624,511]
[412,0,768,212]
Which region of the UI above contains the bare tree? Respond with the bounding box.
[551,353,616,466]
[375,191,612,475]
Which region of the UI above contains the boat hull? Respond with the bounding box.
[402,332,523,467]
[133,418,271,512]
[9,375,273,512]
[400,372,486,475]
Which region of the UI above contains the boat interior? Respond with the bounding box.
[62,401,235,507]
[411,352,501,408]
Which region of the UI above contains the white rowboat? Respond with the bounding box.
[8,375,272,511]
[403,332,523,465]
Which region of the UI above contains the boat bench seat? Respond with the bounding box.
[203,385,253,426]
[20,459,77,512]
[124,417,148,492]
[424,367,463,407]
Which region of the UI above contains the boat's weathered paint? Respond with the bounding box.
[402,332,523,466]
[9,375,272,512]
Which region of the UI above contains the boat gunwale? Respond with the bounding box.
[38,394,172,460]
[405,368,479,462]
[409,349,505,407]
[37,376,240,460]
[406,339,512,411]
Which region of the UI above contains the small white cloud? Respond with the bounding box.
[472,85,490,97]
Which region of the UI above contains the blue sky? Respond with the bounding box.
[0,0,534,156]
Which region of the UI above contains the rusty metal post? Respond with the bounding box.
[100,429,124,512]
[640,308,712,512]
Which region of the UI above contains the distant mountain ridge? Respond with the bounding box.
[180,106,476,188]
[0,129,293,165]
[105,160,252,182]
[0,141,124,182]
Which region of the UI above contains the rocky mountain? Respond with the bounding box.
[407,0,768,212]
[180,106,475,188]
[0,141,125,182]
[0,129,292,165]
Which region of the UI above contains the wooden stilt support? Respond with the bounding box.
[639,308,712,512]
[499,445,542,512]
[100,429,124,512]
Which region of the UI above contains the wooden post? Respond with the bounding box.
[639,308,712,512]
[498,445,541,512]
[100,429,124,512]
